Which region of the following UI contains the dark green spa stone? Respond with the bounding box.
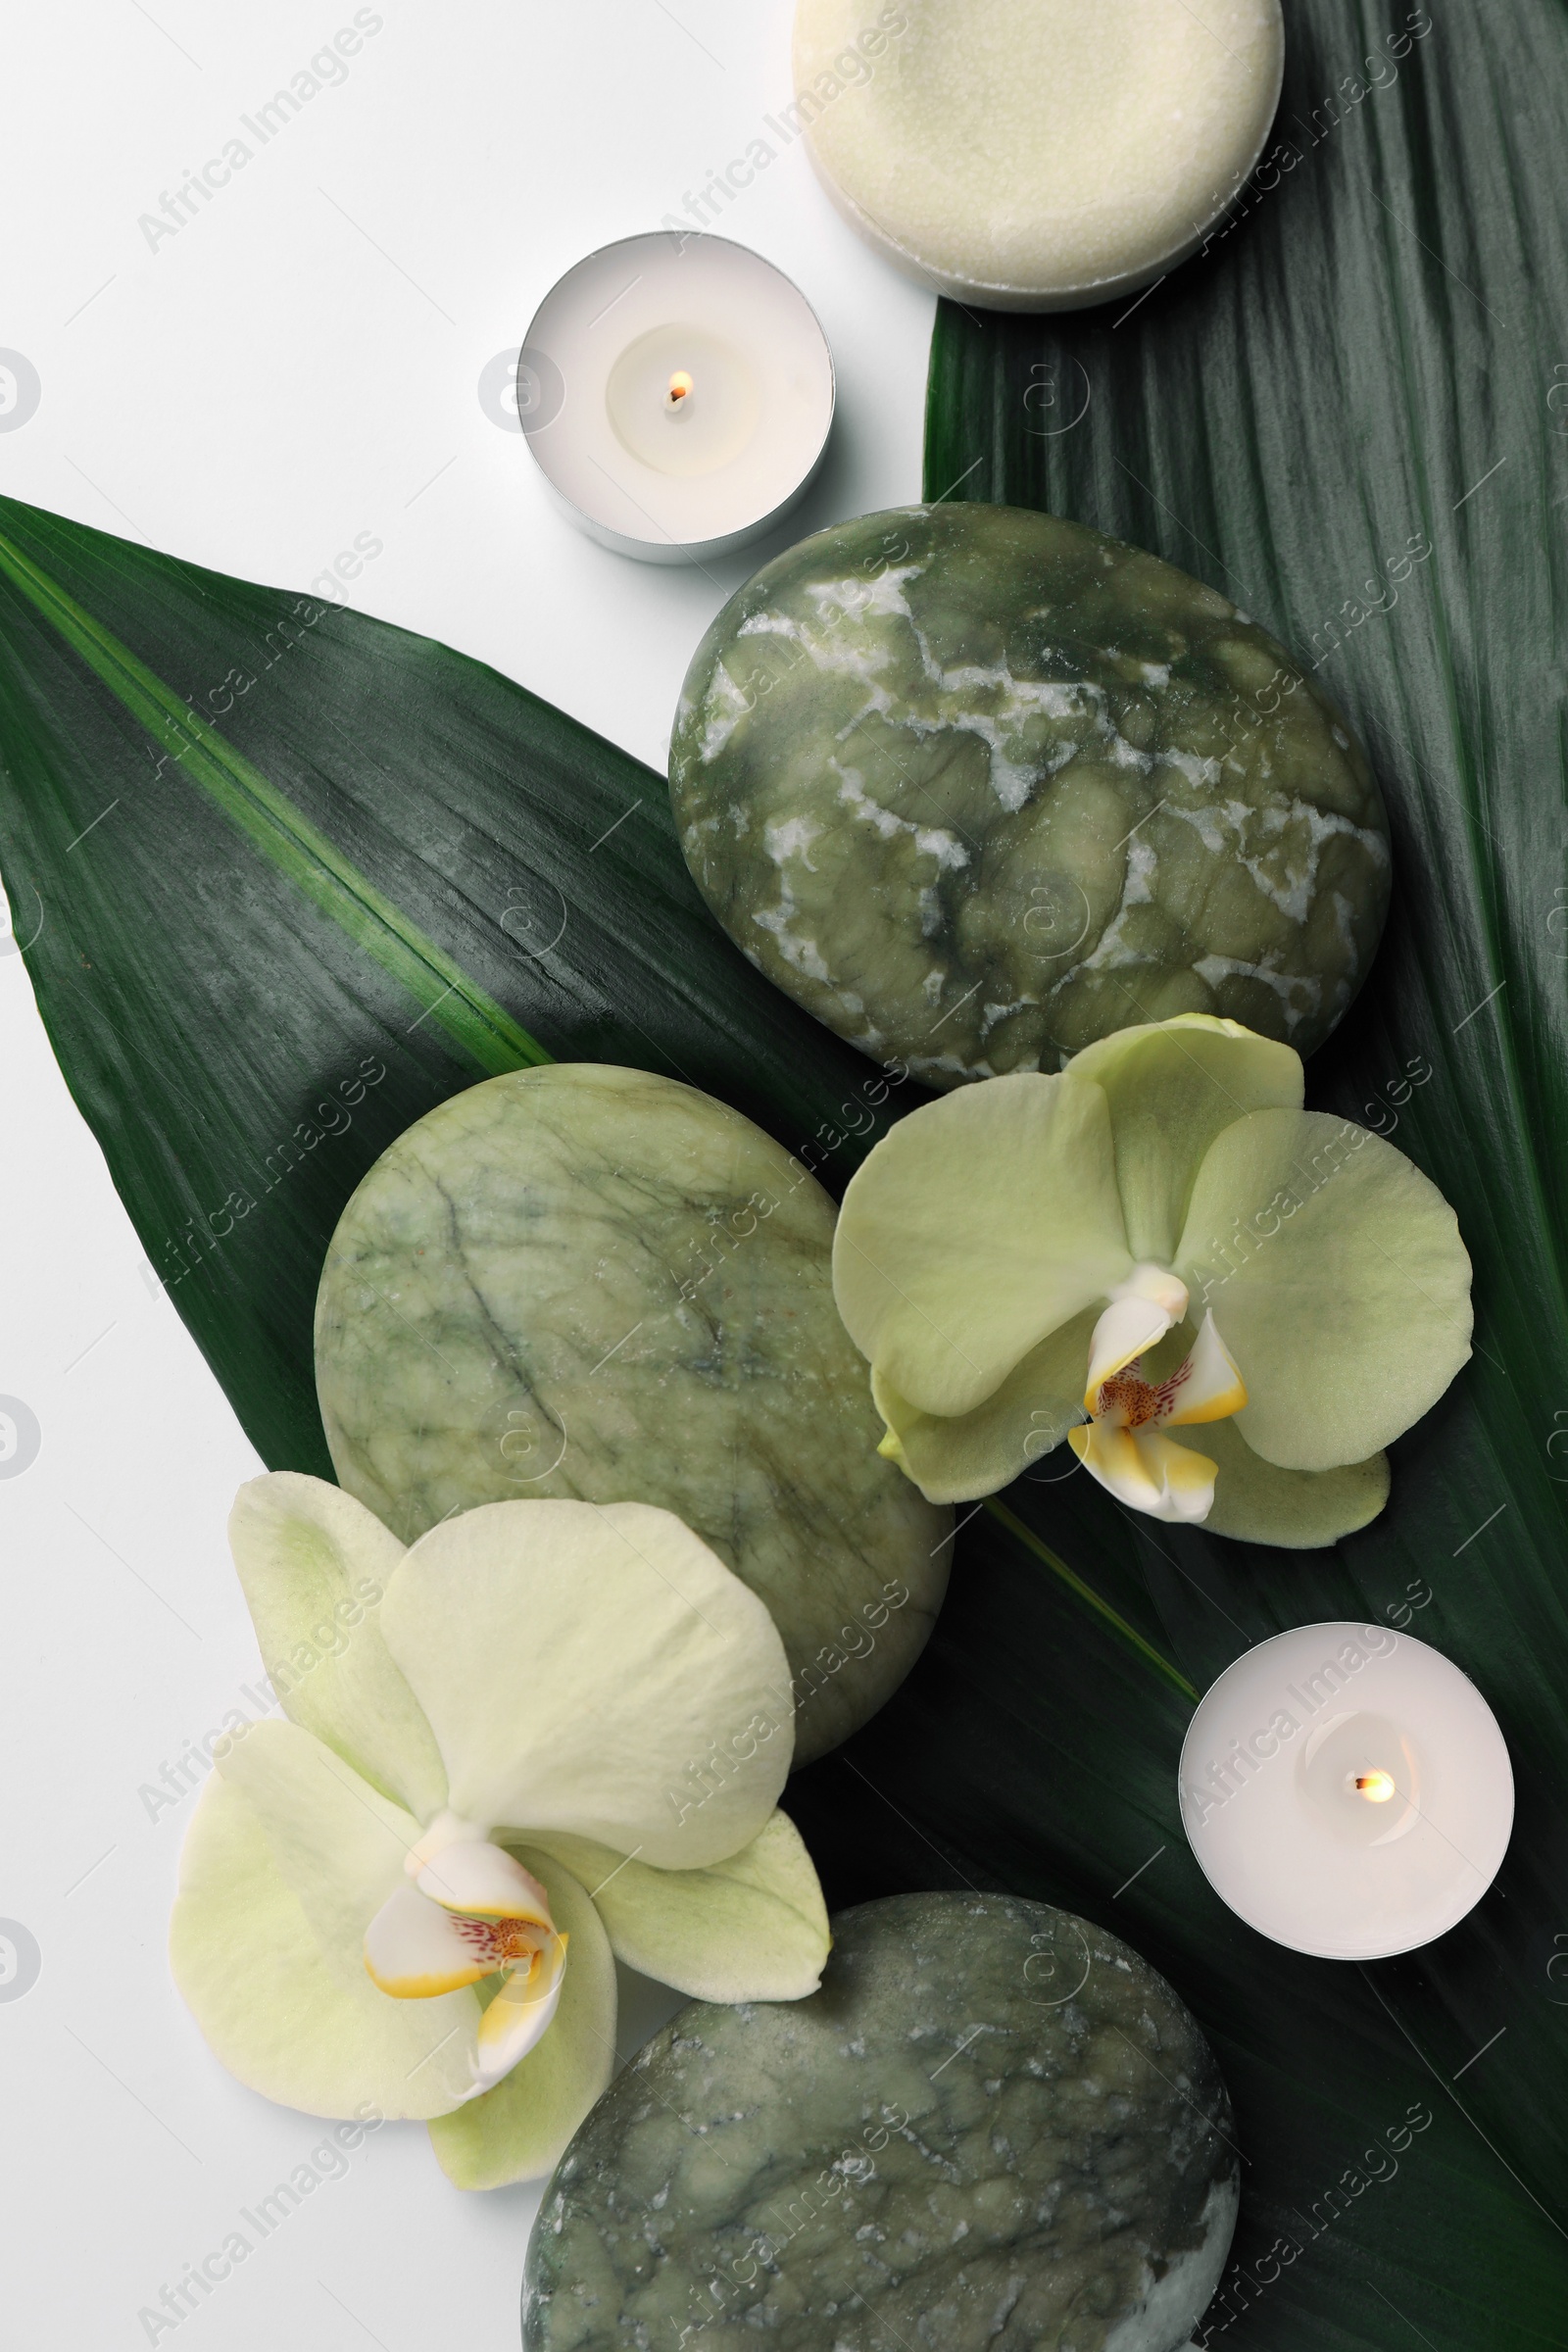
[669,503,1389,1086]
[314,1066,950,1765]
[523,1893,1240,2352]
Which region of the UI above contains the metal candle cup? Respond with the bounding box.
[1180,1623,1512,1960]
[517,232,835,564]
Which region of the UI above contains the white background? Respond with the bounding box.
[0,5,931,2345]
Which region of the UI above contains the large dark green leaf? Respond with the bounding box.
[0,495,882,1474]
[849,0,1568,2339]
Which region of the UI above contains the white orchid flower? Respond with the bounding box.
[831,1016,1472,1546]
[172,1477,829,2188]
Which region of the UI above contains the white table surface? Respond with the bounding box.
[0,5,932,2343]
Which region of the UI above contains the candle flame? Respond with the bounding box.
[665,370,694,411]
[1354,1771,1396,1803]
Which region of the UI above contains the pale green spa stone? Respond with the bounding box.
[314,1066,950,1764]
[670,503,1390,1086]
[523,1893,1240,2352]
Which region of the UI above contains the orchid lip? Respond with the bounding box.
[363,1829,563,2079]
[1072,1310,1248,1525]
[466,1930,570,2096]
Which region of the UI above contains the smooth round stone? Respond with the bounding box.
[793,0,1284,310]
[523,1892,1240,2352]
[670,504,1390,1087]
[315,1066,949,1764]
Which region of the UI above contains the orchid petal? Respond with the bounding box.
[833,1072,1133,1418]
[1067,1015,1302,1262]
[871,1307,1095,1503]
[1199,1416,1391,1546]
[170,1766,477,2120]
[1174,1108,1473,1468]
[426,1849,616,2189]
[213,1717,414,1969]
[532,1809,830,2002]
[227,1473,446,1820]
[380,1499,792,1870]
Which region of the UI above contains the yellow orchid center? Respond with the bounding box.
[452,1913,557,1969]
[1068,1272,1249,1525]
[362,1811,569,2098]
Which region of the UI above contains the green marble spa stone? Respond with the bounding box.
[314,1065,950,1764]
[523,1892,1240,2352]
[669,503,1390,1085]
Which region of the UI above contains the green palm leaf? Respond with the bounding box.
[889,0,1568,2337]
[0,493,880,1473]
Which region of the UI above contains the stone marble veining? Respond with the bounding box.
[314,1066,950,1764]
[670,504,1391,1085]
[523,1893,1240,2351]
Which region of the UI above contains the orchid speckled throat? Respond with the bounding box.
[834,1015,1473,1545]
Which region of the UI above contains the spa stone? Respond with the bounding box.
[670,503,1390,1086]
[314,1066,950,1764]
[794,0,1285,311]
[523,1892,1240,2352]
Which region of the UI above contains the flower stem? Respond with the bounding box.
[982,1497,1200,1704]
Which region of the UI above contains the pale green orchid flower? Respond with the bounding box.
[831,1016,1472,1546]
[172,1477,829,2188]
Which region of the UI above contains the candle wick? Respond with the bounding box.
[665,370,694,415]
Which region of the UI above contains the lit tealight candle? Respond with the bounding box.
[1180,1624,1513,1960]
[518,233,835,563]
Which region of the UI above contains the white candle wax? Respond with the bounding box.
[794,0,1285,312]
[1180,1624,1512,1960]
[518,234,834,564]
